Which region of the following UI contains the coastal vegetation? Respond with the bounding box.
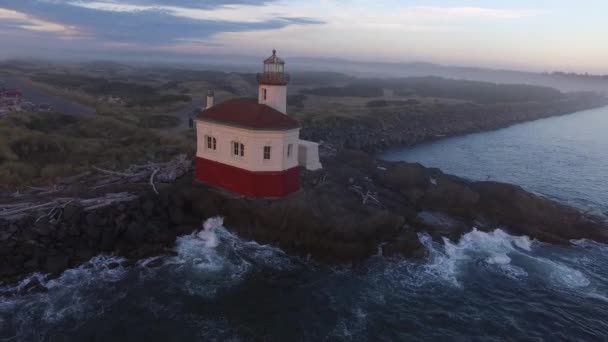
[0,112,192,187]
[31,74,191,107]
[1,60,606,187]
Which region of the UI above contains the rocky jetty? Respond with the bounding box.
[1,149,607,282]
[300,94,608,152]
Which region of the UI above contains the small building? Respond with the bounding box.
[195,50,321,198]
[0,90,22,99]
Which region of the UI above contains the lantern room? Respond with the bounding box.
[257,49,290,87]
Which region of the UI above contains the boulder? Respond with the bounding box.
[382,228,425,258]
[45,255,69,274]
[63,204,83,224]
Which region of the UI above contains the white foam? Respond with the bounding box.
[197,217,222,248]
[487,254,512,265]
[416,228,538,286]
[413,227,596,289]
[538,258,591,288]
[586,292,608,303]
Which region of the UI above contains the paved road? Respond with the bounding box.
[2,75,95,116]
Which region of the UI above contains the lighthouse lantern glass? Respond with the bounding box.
[264,62,283,74]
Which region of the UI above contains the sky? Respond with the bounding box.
[0,0,607,73]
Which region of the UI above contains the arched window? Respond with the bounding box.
[232,141,244,157]
[205,135,216,150]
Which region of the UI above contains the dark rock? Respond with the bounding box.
[0,243,14,256]
[472,181,608,244]
[421,175,479,216]
[76,249,95,261]
[21,277,48,294]
[168,205,185,225]
[24,258,39,269]
[100,228,117,252]
[45,255,69,274]
[108,262,120,269]
[8,224,19,234]
[67,225,81,237]
[144,257,165,268]
[125,222,146,242]
[0,262,16,277]
[175,225,196,236]
[63,204,83,224]
[3,143,608,283]
[86,225,102,240]
[382,228,425,258]
[415,211,470,242]
[86,212,107,227]
[0,231,12,242]
[34,223,54,237]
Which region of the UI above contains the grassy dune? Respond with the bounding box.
[0,112,193,188]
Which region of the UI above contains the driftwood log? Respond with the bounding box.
[0,155,192,222]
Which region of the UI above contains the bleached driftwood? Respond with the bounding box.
[0,155,191,222]
[91,154,191,193]
[0,193,138,221]
[149,168,160,195]
[349,186,383,208]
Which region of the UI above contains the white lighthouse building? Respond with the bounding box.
[195,50,322,198]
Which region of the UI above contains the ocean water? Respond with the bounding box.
[2,107,608,341]
[383,106,608,217]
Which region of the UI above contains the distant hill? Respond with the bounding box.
[3,52,608,94]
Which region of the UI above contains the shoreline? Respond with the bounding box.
[300,95,608,153]
[2,96,608,285]
[2,149,607,285]
[380,103,608,156]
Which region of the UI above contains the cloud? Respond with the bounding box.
[92,0,275,9]
[0,0,323,45]
[0,8,78,35]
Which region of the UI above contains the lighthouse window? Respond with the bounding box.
[206,136,216,150]
[233,141,244,157]
[287,144,293,158]
[262,88,267,100]
[264,146,271,160]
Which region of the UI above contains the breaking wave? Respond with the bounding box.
[414,228,591,289]
[0,217,294,341]
[1,219,607,341]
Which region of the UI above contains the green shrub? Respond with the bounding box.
[0,112,193,187]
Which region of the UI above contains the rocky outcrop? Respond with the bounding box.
[1,150,607,282]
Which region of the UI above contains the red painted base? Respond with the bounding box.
[195,157,300,198]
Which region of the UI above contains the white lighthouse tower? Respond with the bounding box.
[257,49,289,114]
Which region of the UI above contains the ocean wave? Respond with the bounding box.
[416,228,535,286]
[413,227,596,291]
[0,255,128,340]
[0,217,296,340]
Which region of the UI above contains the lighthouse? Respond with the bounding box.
[257,49,288,114]
[194,50,321,198]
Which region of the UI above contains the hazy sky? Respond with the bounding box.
[0,0,606,73]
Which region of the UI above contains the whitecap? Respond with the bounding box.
[487,253,511,265]
[541,258,591,288]
[416,228,536,286]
